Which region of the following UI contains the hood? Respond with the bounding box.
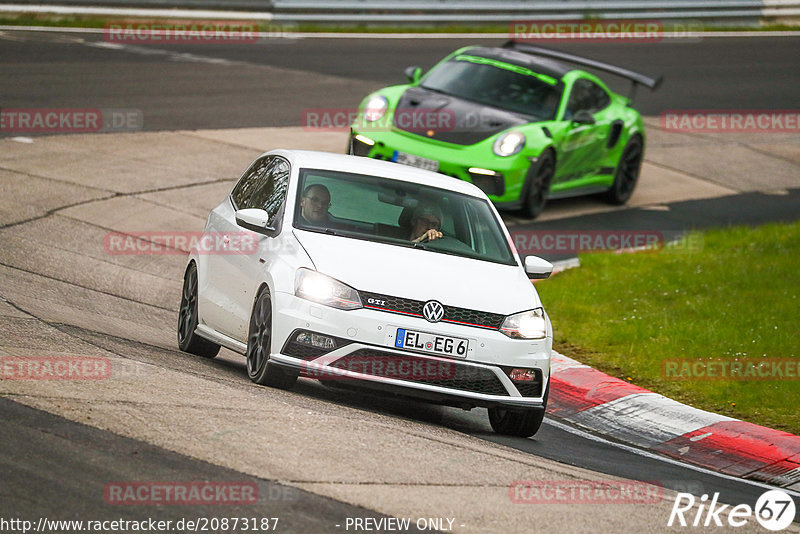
[294,229,540,316]
[393,86,531,145]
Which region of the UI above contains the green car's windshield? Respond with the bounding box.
[294,168,517,266]
[421,55,563,121]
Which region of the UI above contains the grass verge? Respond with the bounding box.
[535,221,800,435]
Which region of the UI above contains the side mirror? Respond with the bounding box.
[235,208,275,235]
[524,255,553,280]
[572,110,595,125]
[404,65,422,83]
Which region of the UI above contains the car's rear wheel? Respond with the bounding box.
[177,263,220,358]
[246,287,298,389]
[603,135,643,205]
[520,151,554,219]
[488,384,548,437]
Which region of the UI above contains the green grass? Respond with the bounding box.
[536,221,800,435]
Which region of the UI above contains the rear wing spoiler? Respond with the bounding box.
[502,40,663,102]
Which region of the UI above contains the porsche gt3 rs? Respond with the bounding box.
[349,41,662,218]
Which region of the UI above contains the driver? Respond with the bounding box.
[299,184,332,225]
[409,203,443,243]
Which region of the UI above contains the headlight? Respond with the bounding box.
[363,95,388,122]
[493,131,526,157]
[500,308,547,339]
[295,268,362,311]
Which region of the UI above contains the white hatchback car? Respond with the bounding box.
[178,150,554,437]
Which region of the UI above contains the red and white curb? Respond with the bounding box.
[546,351,800,491]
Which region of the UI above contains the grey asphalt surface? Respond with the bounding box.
[1,396,421,534]
[1,29,799,532]
[2,32,799,132]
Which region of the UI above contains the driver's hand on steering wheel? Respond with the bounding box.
[412,229,443,243]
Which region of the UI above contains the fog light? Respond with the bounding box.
[509,368,536,382]
[296,332,336,350]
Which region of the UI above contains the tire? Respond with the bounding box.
[488,383,549,437]
[178,263,220,358]
[519,150,555,219]
[246,287,298,389]
[603,135,643,205]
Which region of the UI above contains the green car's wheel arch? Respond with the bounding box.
[603,134,643,205]
[177,262,220,359]
[520,149,555,220]
[246,286,298,389]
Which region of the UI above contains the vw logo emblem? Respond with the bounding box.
[422,300,444,323]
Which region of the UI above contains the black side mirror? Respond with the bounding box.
[404,66,422,83]
[572,110,596,125]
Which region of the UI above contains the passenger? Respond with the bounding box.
[299,184,332,225]
[409,203,443,243]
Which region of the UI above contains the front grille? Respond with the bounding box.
[330,348,510,396]
[360,291,504,330]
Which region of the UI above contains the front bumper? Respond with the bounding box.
[349,128,532,207]
[271,291,551,410]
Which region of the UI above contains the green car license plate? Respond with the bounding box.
[392,151,439,172]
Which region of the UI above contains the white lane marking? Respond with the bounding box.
[83,40,239,66]
[1,25,800,39]
[544,417,800,498]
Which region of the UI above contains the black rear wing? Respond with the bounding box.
[502,40,662,101]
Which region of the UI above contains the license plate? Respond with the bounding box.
[392,151,439,172]
[394,328,468,358]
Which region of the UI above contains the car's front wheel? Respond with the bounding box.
[488,383,548,437]
[603,135,643,205]
[246,287,298,389]
[177,263,220,359]
[520,150,554,219]
[488,407,546,437]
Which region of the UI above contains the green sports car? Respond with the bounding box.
[348,41,662,218]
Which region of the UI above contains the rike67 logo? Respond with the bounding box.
[669,489,796,531]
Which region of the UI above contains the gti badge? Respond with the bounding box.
[422,300,444,323]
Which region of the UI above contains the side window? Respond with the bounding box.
[231,156,270,210]
[230,156,291,228]
[588,81,610,110]
[565,79,610,119]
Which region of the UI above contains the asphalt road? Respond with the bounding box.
[2,31,800,132]
[1,28,799,532]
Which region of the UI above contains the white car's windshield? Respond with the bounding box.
[293,168,517,266]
